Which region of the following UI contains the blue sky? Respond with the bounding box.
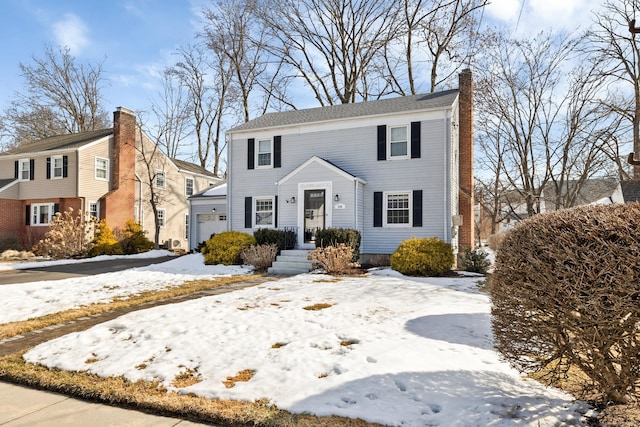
[0,0,603,120]
[0,0,206,115]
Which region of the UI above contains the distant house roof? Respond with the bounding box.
[1,128,114,155]
[621,180,640,203]
[229,89,459,133]
[543,178,620,209]
[170,158,218,178]
[190,182,227,199]
[0,178,16,190]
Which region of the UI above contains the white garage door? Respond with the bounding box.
[197,213,227,243]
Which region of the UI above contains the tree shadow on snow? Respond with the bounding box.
[405,313,494,350]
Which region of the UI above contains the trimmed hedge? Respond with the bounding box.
[314,228,361,261]
[253,228,296,251]
[390,237,453,276]
[203,231,256,265]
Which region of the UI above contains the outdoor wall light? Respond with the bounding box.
[287,196,296,204]
[211,208,216,213]
[334,194,340,201]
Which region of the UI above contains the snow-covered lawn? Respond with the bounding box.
[0,252,252,324]
[7,254,591,426]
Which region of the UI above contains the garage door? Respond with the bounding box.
[197,213,227,243]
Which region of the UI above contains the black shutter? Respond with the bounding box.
[248,138,255,170]
[29,159,35,180]
[411,121,421,159]
[413,190,423,227]
[373,191,383,227]
[25,205,30,225]
[377,125,386,161]
[274,195,278,228]
[14,161,18,179]
[274,136,281,168]
[63,155,68,177]
[46,157,51,179]
[245,197,252,228]
[53,203,60,214]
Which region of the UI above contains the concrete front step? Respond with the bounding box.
[268,249,313,275]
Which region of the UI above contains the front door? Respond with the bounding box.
[303,189,325,243]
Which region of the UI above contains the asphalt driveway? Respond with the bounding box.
[0,256,178,285]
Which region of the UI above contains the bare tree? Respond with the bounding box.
[2,45,109,145]
[587,0,640,178]
[150,71,192,159]
[257,0,401,105]
[476,31,617,218]
[168,44,230,176]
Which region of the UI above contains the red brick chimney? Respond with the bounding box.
[458,69,474,248]
[101,107,136,230]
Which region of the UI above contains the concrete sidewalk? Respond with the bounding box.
[0,381,215,426]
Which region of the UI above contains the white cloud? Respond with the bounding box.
[485,0,521,22]
[52,13,90,54]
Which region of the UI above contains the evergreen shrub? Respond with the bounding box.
[390,237,453,276]
[90,220,123,256]
[314,228,361,261]
[253,228,296,251]
[459,247,491,274]
[120,220,154,254]
[203,231,256,265]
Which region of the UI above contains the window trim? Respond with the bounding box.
[388,125,409,159]
[88,202,99,219]
[185,213,190,240]
[185,177,194,197]
[155,170,166,189]
[383,191,412,227]
[18,159,31,181]
[253,196,275,228]
[95,157,109,181]
[256,138,273,169]
[52,155,64,179]
[31,203,55,226]
[157,208,166,228]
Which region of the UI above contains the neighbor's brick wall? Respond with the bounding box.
[102,107,136,231]
[0,199,24,236]
[458,69,474,248]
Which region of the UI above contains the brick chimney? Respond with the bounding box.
[458,69,474,248]
[101,107,136,230]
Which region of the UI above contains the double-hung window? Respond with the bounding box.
[257,139,272,167]
[156,171,166,189]
[32,203,54,226]
[157,209,166,228]
[89,202,99,219]
[184,214,190,239]
[255,197,274,227]
[52,155,64,179]
[389,126,408,158]
[385,192,411,226]
[19,159,31,181]
[185,178,194,196]
[95,157,109,180]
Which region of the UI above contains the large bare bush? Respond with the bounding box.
[491,203,640,404]
[240,244,277,272]
[33,208,98,259]
[309,244,360,275]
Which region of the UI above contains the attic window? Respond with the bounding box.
[185,178,194,196]
[156,171,166,189]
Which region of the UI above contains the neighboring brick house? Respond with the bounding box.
[225,70,474,260]
[0,107,220,250]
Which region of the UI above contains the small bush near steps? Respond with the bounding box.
[241,244,278,272]
[308,244,360,275]
[390,237,453,276]
[203,231,256,265]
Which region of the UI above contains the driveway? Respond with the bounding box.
[0,256,177,285]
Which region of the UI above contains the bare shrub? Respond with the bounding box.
[32,208,98,259]
[240,244,278,272]
[308,244,360,275]
[491,203,640,404]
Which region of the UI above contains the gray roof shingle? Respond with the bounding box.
[229,89,459,132]
[171,158,218,178]
[621,180,640,203]
[1,128,114,155]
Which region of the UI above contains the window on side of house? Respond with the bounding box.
[19,159,31,181]
[52,155,64,179]
[254,197,274,227]
[385,192,411,226]
[95,157,109,180]
[185,177,194,196]
[157,208,166,228]
[257,139,272,167]
[32,203,55,226]
[389,125,408,158]
[156,171,166,189]
[185,214,190,239]
[89,202,99,219]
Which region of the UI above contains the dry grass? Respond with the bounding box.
[303,303,332,311]
[0,352,384,426]
[0,275,255,340]
[271,342,288,349]
[312,278,341,283]
[172,367,201,388]
[223,369,256,389]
